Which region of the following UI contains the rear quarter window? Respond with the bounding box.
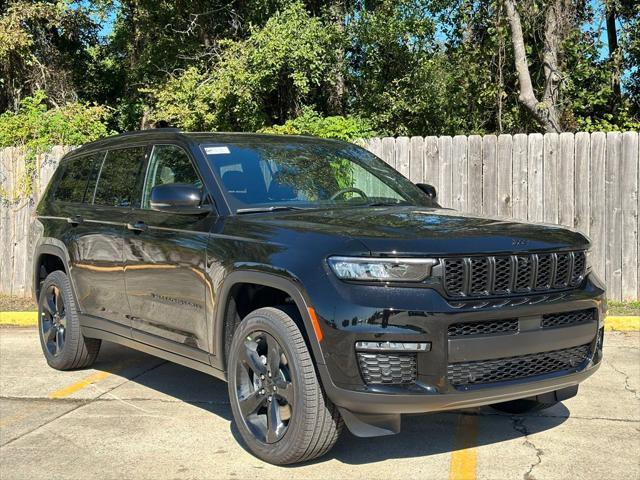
[51,152,102,203]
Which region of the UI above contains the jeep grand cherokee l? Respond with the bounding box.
[31,129,606,464]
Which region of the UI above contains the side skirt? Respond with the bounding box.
[81,324,227,382]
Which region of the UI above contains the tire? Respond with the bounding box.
[491,399,558,414]
[227,306,342,465]
[38,270,101,370]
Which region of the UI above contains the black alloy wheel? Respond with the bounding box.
[37,270,101,370]
[235,331,294,443]
[40,284,67,357]
[227,307,342,464]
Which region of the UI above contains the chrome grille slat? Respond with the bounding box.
[442,250,587,298]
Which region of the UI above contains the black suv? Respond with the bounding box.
[32,130,606,464]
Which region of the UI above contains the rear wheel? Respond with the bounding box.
[227,307,342,465]
[491,399,558,414]
[38,270,101,370]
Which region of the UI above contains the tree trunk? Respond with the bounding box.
[606,1,622,104]
[503,0,561,132]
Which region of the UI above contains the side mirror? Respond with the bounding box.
[416,183,437,200]
[150,183,211,215]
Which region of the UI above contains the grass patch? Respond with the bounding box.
[0,294,37,312]
[608,301,640,316]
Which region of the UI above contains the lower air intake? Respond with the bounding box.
[448,344,590,387]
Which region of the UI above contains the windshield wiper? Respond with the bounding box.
[364,201,408,207]
[236,205,309,214]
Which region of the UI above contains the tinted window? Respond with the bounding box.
[201,142,433,211]
[141,145,202,209]
[93,147,146,207]
[53,153,101,203]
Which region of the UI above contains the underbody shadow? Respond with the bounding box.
[93,340,570,466]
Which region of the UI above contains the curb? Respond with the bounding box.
[1,311,639,330]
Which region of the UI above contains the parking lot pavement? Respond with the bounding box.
[1,328,638,480]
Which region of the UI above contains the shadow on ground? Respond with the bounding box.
[93,340,570,466]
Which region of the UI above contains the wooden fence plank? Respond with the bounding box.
[382,137,396,168]
[482,135,498,216]
[558,132,575,228]
[467,135,483,215]
[424,136,439,189]
[452,135,468,211]
[409,136,425,184]
[497,134,513,218]
[543,133,559,224]
[512,134,528,220]
[590,132,607,280]
[438,136,453,208]
[395,136,410,178]
[527,133,544,222]
[606,132,623,300]
[574,132,591,236]
[620,131,639,300]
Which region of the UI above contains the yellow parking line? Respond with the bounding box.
[449,414,479,480]
[48,371,113,399]
[605,316,640,331]
[0,311,38,326]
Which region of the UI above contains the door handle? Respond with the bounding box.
[66,215,83,226]
[127,221,147,233]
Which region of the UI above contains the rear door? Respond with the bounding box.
[72,145,147,332]
[123,143,214,360]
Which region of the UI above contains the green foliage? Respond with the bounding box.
[260,107,377,141]
[0,91,111,198]
[149,2,341,131]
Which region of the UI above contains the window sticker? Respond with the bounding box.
[205,146,231,155]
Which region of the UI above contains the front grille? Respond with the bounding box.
[442,250,587,298]
[447,344,590,386]
[542,309,595,329]
[448,318,519,337]
[358,352,417,385]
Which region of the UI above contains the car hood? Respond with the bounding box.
[231,206,590,256]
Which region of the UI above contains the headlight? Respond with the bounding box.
[327,256,438,282]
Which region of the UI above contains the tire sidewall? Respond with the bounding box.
[227,308,314,463]
[38,271,80,369]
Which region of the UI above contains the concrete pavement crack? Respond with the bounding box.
[603,358,639,400]
[511,416,543,480]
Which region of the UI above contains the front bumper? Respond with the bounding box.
[308,272,606,422]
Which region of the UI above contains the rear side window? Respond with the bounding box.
[93,146,146,207]
[53,153,101,203]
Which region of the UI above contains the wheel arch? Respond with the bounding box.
[33,240,72,301]
[214,270,327,374]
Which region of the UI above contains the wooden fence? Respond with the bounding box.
[1,131,639,300]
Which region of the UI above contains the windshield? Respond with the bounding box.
[200,140,434,212]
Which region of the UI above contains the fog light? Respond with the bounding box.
[355,341,431,352]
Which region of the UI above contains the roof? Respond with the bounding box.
[68,129,348,157]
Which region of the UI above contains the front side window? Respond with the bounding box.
[200,141,433,211]
[93,146,146,207]
[53,152,102,203]
[141,145,202,209]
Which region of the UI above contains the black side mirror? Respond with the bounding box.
[416,183,437,200]
[150,183,212,215]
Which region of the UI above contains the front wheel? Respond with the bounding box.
[227,307,342,465]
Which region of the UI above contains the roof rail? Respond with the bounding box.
[115,128,182,137]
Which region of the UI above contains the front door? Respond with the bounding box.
[123,144,214,359]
